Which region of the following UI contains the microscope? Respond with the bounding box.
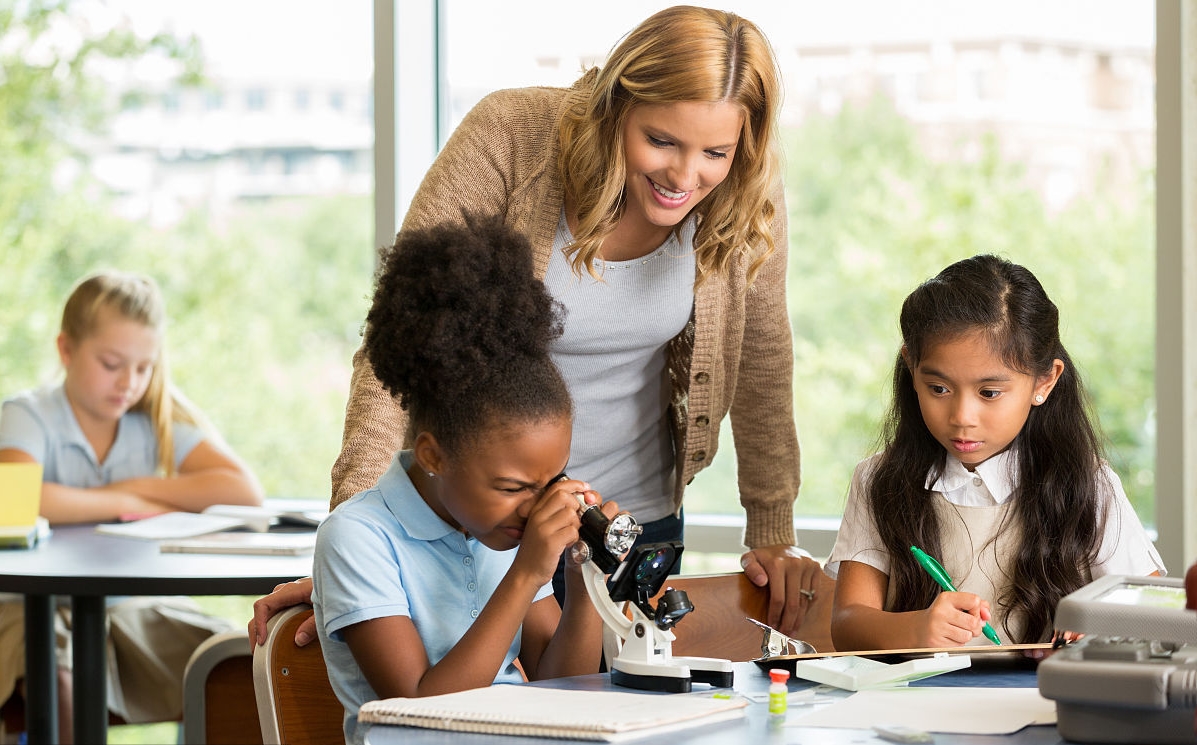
[568,493,735,693]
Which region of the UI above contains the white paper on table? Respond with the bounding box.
[789,686,1057,735]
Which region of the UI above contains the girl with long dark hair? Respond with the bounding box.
[827,254,1163,650]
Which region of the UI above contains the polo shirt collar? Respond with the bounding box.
[926,448,1019,503]
[378,450,461,542]
[49,384,103,468]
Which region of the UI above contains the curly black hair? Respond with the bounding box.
[363,214,571,455]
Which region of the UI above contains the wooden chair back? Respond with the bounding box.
[182,631,262,744]
[649,571,836,661]
[252,605,343,745]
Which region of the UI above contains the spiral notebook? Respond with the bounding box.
[358,685,748,741]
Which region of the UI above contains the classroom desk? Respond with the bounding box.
[364,660,1068,745]
[0,523,313,745]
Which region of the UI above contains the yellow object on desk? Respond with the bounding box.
[0,462,42,526]
[0,463,45,548]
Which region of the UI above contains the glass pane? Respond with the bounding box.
[442,1,1156,526]
[2,0,375,500]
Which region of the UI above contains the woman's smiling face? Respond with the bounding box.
[620,100,744,233]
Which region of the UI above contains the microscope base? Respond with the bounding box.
[678,655,735,688]
[610,656,735,693]
[691,667,734,688]
[610,667,692,693]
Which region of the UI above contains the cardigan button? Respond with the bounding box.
[691,450,706,462]
[694,371,710,384]
[695,415,709,427]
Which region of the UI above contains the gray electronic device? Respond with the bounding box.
[1037,574,1197,744]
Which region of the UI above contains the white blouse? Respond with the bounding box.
[826,449,1166,581]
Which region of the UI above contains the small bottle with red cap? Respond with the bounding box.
[767,668,790,718]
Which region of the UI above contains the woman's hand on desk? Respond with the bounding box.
[739,544,823,637]
[250,576,316,647]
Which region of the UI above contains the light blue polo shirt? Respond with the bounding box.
[312,450,551,745]
[0,384,203,485]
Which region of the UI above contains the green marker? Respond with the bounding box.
[909,545,1002,646]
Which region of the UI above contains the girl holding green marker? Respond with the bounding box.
[825,255,1163,651]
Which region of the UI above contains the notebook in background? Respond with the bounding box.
[203,501,329,531]
[0,462,48,549]
[159,530,317,556]
[96,500,329,539]
[95,511,248,539]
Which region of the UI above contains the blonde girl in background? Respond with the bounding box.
[0,270,263,741]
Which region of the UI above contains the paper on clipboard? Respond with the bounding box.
[791,653,970,690]
[790,686,1057,735]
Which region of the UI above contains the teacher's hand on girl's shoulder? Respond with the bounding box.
[248,576,316,648]
[739,545,822,637]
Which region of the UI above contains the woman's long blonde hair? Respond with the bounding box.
[61,271,200,476]
[557,5,783,286]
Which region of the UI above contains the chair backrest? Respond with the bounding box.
[252,605,344,745]
[649,571,836,661]
[182,631,262,745]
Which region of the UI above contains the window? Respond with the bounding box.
[8,1,1177,571]
[203,89,224,111]
[245,87,267,111]
[426,1,1161,560]
[3,0,374,503]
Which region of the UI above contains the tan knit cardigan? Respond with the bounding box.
[331,78,801,549]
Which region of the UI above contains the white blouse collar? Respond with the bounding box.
[926,448,1019,503]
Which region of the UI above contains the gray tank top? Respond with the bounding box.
[543,212,696,521]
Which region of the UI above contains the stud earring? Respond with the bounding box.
[1034,394,1045,404]
[427,471,435,479]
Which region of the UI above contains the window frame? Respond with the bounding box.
[1153,0,1194,574]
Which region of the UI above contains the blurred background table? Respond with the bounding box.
[0,521,314,745]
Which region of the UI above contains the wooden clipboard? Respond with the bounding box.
[752,643,1053,675]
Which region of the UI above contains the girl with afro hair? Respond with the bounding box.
[310,215,620,745]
